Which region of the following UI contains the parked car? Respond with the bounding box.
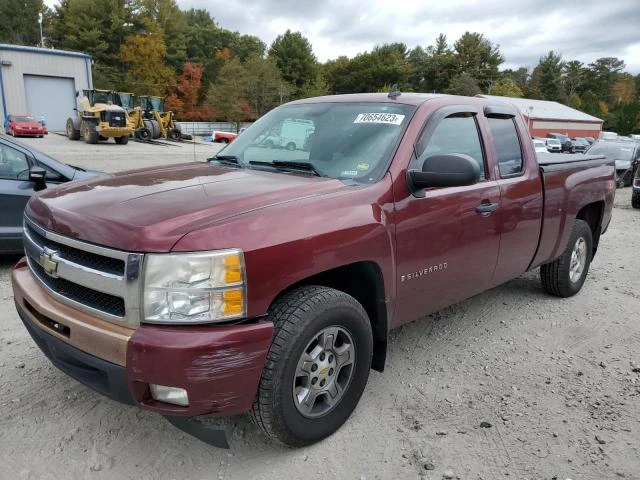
[532,139,547,153]
[546,133,573,152]
[584,137,595,145]
[601,131,618,140]
[258,118,315,151]
[0,133,105,253]
[4,114,46,138]
[571,137,590,153]
[545,138,561,152]
[12,93,615,448]
[587,139,640,187]
[212,128,246,143]
[633,166,640,209]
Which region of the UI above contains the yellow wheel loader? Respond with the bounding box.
[138,95,182,141]
[66,90,134,144]
[113,92,151,141]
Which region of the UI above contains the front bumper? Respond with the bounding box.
[14,129,44,136]
[96,126,132,137]
[12,263,274,418]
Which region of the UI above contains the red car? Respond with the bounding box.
[5,114,46,137]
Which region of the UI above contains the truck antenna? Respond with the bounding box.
[388,83,401,99]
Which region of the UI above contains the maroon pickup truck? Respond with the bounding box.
[12,93,615,448]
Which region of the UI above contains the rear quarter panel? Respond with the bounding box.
[530,160,615,268]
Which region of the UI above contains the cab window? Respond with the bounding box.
[0,144,29,180]
[487,117,524,177]
[413,113,486,179]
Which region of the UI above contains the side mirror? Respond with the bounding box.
[407,153,480,194]
[29,166,47,191]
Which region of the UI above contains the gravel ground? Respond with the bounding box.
[0,136,638,480]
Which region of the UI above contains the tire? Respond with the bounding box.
[168,128,181,141]
[622,170,633,187]
[632,191,640,209]
[286,142,296,151]
[540,219,593,297]
[150,119,161,139]
[135,127,151,141]
[143,120,153,136]
[82,121,99,144]
[115,135,129,145]
[66,118,80,140]
[250,286,373,447]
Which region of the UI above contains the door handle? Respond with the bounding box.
[475,201,499,213]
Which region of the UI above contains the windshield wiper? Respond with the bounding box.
[208,155,243,168]
[249,160,324,177]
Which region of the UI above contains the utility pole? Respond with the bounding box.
[38,12,43,47]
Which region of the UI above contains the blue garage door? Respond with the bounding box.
[24,75,76,132]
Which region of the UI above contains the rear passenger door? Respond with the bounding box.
[483,108,543,286]
[393,106,502,324]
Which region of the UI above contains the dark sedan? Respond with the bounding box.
[0,134,106,253]
[571,137,590,153]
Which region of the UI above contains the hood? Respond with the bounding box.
[26,163,348,252]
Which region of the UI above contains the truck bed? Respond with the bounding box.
[531,152,615,270]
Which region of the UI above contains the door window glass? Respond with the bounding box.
[414,114,486,179]
[0,144,29,180]
[487,117,524,177]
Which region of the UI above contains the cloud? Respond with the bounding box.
[178,0,640,73]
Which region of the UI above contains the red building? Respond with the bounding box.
[478,95,603,139]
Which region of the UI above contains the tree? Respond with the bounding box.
[49,0,137,88]
[243,56,289,116]
[531,51,564,102]
[208,58,250,126]
[133,0,188,69]
[586,57,625,104]
[490,77,523,97]
[166,62,211,120]
[562,60,585,104]
[269,30,320,97]
[446,73,481,96]
[120,20,174,95]
[0,0,46,45]
[452,32,504,91]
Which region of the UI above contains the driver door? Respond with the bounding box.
[0,143,34,252]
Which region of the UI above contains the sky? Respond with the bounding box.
[45,0,640,74]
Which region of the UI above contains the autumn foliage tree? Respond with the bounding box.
[166,62,212,120]
[120,21,174,95]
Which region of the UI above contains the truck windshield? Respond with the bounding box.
[588,143,634,160]
[217,102,416,183]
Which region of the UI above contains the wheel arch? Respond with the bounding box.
[576,200,604,258]
[270,261,389,372]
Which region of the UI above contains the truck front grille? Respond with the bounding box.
[23,217,142,326]
[105,111,126,128]
[29,260,125,317]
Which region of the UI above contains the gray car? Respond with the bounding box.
[0,134,105,253]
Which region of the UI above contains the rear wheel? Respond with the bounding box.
[115,135,129,145]
[66,118,80,140]
[251,286,373,447]
[540,219,593,297]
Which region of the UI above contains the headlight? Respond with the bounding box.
[142,249,246,324]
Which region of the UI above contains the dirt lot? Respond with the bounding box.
[0,136,638,480]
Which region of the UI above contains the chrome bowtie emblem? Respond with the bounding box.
[39,247,59,277]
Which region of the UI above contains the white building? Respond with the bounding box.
[0,44,93,131]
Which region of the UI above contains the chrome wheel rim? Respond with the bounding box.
[293,326,355,418]
[569,237,587,283]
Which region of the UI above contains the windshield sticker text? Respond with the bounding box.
[357,162,370,170]
[341,170,358,177]
[354,113,405,125]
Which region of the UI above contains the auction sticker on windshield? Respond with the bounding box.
[354,113,405,125]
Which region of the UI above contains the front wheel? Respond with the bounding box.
[540,219,593,297]
[251,286,373,447]
[632,191,640,209]
[115,135,129,145]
